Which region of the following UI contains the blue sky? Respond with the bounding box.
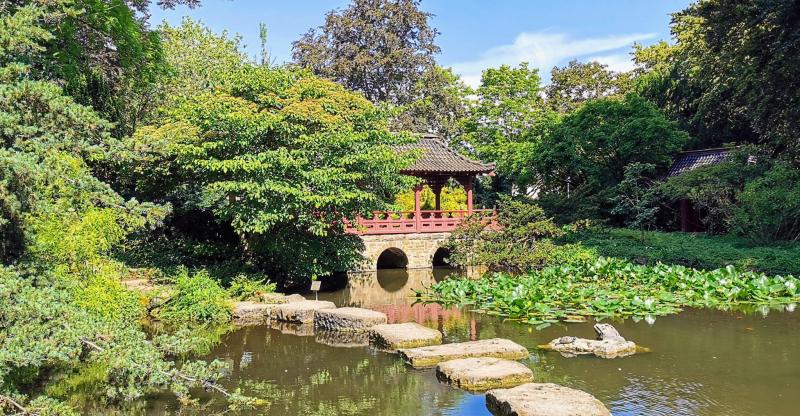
[152,0,692,86]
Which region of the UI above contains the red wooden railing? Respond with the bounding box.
[345,209,496,235]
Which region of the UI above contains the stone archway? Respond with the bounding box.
[432,247,452,268]
[358,233,452,271]
[376,247,409,269]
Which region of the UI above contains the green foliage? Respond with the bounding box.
[421,256,799,327]
[611,163,661,236]
[546,60,632,113]
[562,227,800,276]
[443,197,593,273]
[124,58,416,285]
[732,162,800,242]
[535,94,689,223]
[463,63,558,194]
[394,184,466,211]
[227,275,277,302]
[155,269,232,325]
[292,0,439,106]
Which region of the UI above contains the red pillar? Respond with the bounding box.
[464,175,474,214]
[414,184,422,232]
[433,184,442,211]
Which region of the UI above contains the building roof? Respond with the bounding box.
[667,148,731,177]
[394,134,495,176]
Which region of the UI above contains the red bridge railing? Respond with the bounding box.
[345,209,496,235]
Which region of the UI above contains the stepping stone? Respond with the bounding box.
[232,301,275,326]
[314,307,387,332]
[271,321,314,336]
[486,383,611,416]
[545,324,637,359]
[369,323,442,351]
[271,300,336,323]
[398,338,529,368]
[436,357,533,392]
[315,329,369,348]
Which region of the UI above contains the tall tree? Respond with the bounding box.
[546,60,631,113]
[463,63,557,196]
[292,0,439,105]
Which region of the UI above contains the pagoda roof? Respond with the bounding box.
[667,147,732,177]
[394,134,495,176]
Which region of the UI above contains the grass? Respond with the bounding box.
[561,227,800,276]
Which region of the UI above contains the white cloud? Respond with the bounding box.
[449,31,655,87]
[586,53,639,73]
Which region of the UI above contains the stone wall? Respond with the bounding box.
[357,232,451,271]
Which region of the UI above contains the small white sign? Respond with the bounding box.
[310,280,322,291]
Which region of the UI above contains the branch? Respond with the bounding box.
[0,395,31,415]
[79,338,231,398]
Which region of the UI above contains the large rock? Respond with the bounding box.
[314,307,387,332]
[398,338,529,368]
[545,323,636,359]
[369,323,442,351]
[315,329,369,348]
[436,357,533,391]
[271,300,336,323]
[486,383,611,416]
[232,301,275,326]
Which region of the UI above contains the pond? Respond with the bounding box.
[146,268,799,416]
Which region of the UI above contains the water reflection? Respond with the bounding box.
[137,269,800,416]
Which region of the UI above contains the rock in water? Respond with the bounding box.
[486,383,611,416]
[315,329,369,348]
[546,323,636,359]
[271,300,336,324]
[369,323,442,351]
[314,307,387,332]
[399,338,529,368]
[436,357,533,391]
[232,301,275,326]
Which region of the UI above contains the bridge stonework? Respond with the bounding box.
[357,232,451,271]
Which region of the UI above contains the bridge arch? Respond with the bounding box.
[376,247,409,269]
[432,247,452,268]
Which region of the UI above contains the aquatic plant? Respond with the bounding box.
[418,257,800,327]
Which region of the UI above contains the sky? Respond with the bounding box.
[151,0,692,86]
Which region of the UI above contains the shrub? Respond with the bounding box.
[444,196,595,273]
[731,162,800,242]
[227,275,277,301]
[156,269,232,325]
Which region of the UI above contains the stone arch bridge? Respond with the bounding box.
[356,232,452,271]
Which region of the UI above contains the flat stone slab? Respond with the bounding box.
[399,338,529,368]
[314,307,387,332]
[436,357,533,391]
[369,323,442,351]
[486,383,611,416]
[315,329,369,348]
[232,301,275,326]
[271,300,336,323]
[545,324,636,359]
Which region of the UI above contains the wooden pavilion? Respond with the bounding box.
[346,134,496,235]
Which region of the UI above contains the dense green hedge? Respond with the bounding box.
[561,227,800,276]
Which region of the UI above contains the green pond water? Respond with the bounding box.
[144,268,799,416]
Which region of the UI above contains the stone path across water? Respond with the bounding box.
[228,295,611,415]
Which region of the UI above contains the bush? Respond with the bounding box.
[227,275,277,301]
[444,196,595,273]
[563,226,800,275]
[156,269,232,325]
[732,162,800,242]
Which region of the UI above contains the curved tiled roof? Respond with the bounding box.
[667,148,731,177]
[394,134,495,175]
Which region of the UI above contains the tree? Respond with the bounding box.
[547,60,631,113]
[124,66,416,285]
[292,0,439,106]
[462,63,558,196]
[535,94,688,223]
[611,163,661,240]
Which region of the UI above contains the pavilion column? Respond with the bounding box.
[464,175,475,214]
[413,184,423,231]
[431,183,443,211]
